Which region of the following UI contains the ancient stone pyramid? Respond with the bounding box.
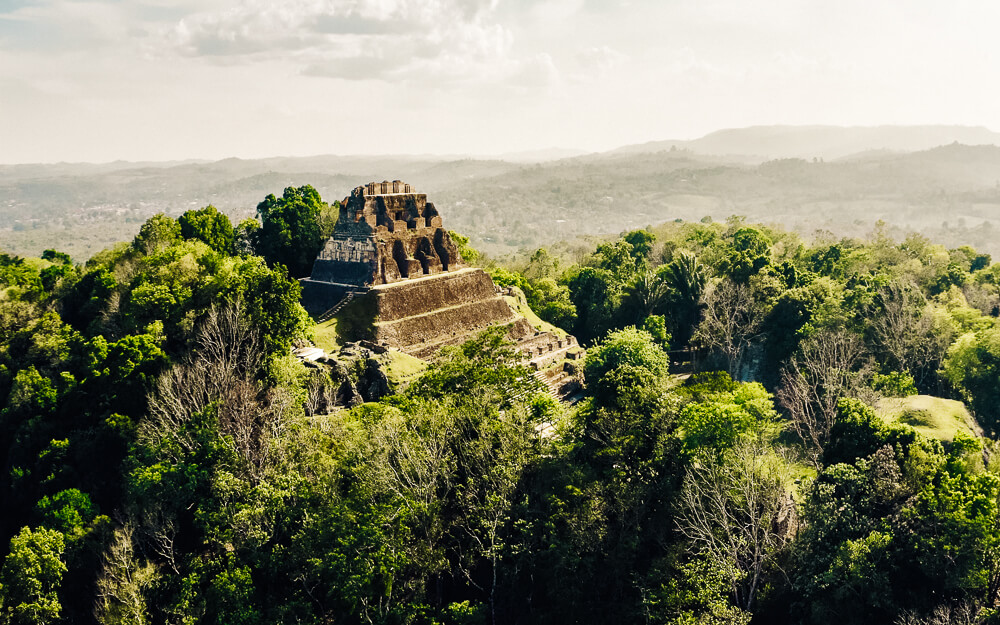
[301,181,579,365]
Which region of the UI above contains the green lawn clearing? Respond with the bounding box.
[382,349,428,386]
[311,318,340,353]
[876,395,981,442]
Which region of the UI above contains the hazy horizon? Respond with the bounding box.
[3,1,1000,164]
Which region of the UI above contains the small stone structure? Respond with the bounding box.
[301,182,582,374]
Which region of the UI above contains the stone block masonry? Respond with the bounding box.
[301,181,581,365]
[307,180,462,291]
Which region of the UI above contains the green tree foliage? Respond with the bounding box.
[943,328,1000,434]
[526,277,577,329]
[254,185,327,278]
[40,250,71,265]
[621,270,670,326]
[449,230,480,265]
[584,326,670,411]
[233,218,260,256]
[0,526,67,625]
[409,325,541,405]
[593,239,639,282]
[786,399,1000,624]
[318,200,340,239]
[641,314,670,349]
[0,253,43,295]
[178,205,234,254]
[568,267,619,342]
[675,438,789,613]
[659,250,708,347]
[622,229,656,266]
[489,264,576,331]
[718,227,772,283]
[8,203,1000,625]
[871,371,918,397]
[132,214,180,255]
[678,381,778,453]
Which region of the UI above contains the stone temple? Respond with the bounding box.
[301,181,581,368]
[307,180,461,287]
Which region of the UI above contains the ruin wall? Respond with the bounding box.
[362,268,528,356]
[371,268,500,320]
[373,299,521,351]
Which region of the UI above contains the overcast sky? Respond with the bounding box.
[2,0,999,163]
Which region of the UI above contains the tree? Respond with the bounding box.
[132,214,180,255]
[449,230,480,265]
[942,328,1000,434]
[646,554,751,625]
[584,326,671,410]
[693,279,768,379]
[318,200,340,239]
[718,227,771,283]
[868,281,951,390]
[675,439,791,613]
[254,185,327,278]
[526,277,576,331]
[0,526,67,625]
[622,230,656,266]
[449,395,538,625]
[233,219,259,256]
[178,205,234,254]
[593,240,638,282]
[622,270,670,322]
[678,381,778,453]
[776,328,874,465]
[568,267,620,343]
[660,251,708,347]
[409,326,541,406]
[40,250,71,265]
[142,300,288,482]
[94,525,156,625]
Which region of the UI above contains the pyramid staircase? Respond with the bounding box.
[317,291,356,323]
[532,364,584,405]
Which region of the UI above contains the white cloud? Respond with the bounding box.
[164,0,533,87]
[576,45,627,73]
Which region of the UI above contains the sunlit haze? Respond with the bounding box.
[2,0,999,163]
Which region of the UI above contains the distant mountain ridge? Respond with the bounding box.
[611,125,1000,161]
[7,125,1000,261]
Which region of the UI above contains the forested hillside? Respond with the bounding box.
[5,128,1000,261]
[5,183,1000,624]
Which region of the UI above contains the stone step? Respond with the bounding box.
[531,368,581,404]
[317,291,356,322]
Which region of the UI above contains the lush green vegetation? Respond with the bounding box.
[7,182,1000,624]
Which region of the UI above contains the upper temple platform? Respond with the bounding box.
[305,180,464,290]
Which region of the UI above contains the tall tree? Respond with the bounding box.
[694,279,768,379]
[776,328,873,466]
[255,185,327,278]
[0,526,67,625]
[660,250,708,347]
[676,439,791,613]
[178,205,234,254]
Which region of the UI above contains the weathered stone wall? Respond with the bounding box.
[354,268,526,357]
[374,298,520,350]
[372,268,500,321]
[301,182,585,362]
[307,181,463,289]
